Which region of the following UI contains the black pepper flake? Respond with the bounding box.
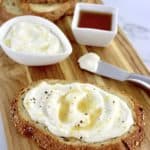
[44,91,48,94]
[80,120,83,124]
[122,121,125,123]
[75,124,80,127]
[84,113,88,115]
[112,100,115,104]
[80,136,83,140]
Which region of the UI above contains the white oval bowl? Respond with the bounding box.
[0,15,72,66]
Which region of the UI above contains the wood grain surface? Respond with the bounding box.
[0,0,150,150]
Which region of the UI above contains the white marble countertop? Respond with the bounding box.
[0,113,7,150]
[104,0,150,70]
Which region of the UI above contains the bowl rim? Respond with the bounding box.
[72,3,118,34]
[0,15,72,57]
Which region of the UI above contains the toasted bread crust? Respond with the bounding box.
[0,6,15,23]
[10,80,144,150]
[20,0,76,21]
[0,0,97,22]
[21,0,98,3]
[20,0,98,21]
[21,0,69,4]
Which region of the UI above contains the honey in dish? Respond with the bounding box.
[78,10,112,31]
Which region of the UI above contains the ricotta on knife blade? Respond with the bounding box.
[78,52,100,73]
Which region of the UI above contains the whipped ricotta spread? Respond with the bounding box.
[78,53,100,73]
[4,21,63,54]
[23,81,134,143]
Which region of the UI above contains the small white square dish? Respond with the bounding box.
[72,3,118,47]
[0,15,72,66]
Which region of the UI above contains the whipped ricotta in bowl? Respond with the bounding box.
[23,81,134,143]
[0,16,72,66]
[4,21,63,55]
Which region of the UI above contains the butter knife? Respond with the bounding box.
[78,53,150,89]
[97,61,150,89]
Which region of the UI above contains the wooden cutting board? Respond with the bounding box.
[0,0,149,150]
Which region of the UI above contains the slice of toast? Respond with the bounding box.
[10,80,144,150]
[20,0,97,3]
[0,0,98,22]
[20,0,98,21]
[20,0,69,4]
[20,0,76,21]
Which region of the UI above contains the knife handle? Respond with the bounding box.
[127,73,150,90]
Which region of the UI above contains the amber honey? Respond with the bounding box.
[78,10,112,31]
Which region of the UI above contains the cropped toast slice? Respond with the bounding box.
[20,0,69,4]
[20,0,76,21]
[10,80,144,150]
[20,0,98,21]
[20,0,98,3]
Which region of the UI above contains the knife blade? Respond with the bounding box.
[96,61,150,89]
[96,61,130,81]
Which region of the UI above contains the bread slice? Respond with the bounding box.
[20,0,98,21]
[20,0,97,3]
[20,0,69,4]
[20,0,76,21]
[10,79,144,150]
